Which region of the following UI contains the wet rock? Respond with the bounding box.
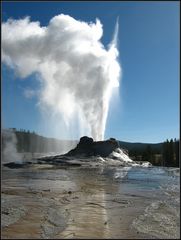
[2,203,27,227]
[43,189,51,192]
[66,136,120,157]
[132,200,180,239]
[41,207,68,239]
[3,162,27,169]
[79,136,93,145]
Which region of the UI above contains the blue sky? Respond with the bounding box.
[2,1,180,143]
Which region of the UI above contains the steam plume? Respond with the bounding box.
[2,129,22,163]
[2,14,121,140]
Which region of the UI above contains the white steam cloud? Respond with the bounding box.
[2,14,121,140]
[2,129,22,163]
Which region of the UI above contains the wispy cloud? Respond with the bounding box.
[23,88,37,99]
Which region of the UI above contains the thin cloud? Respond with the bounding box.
[23,88,37,99]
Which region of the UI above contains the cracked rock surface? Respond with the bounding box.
[2,165,179,239]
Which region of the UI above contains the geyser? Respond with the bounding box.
[2,129,22,163]
[2,14,121,140]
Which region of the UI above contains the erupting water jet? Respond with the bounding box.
[2,15,121,140]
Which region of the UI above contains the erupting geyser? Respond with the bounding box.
[2,14,121,140]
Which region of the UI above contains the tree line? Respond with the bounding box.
[8,128,76,154]
[129,138,179,167]
[162,139,179,167]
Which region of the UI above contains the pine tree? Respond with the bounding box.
[169,139,174,166]
[142,145,152,162]
[174,139,179,167]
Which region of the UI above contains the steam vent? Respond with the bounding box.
[66,136,120,157]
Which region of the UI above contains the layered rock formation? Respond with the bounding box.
[3,136,152,168]
[65,136,121,157]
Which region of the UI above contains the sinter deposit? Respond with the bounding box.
[4,136,151,168]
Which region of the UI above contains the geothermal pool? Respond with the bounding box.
[1,164,180,239]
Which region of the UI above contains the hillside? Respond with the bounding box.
[2,129,77,154]
[118,141,163,152]
[13,129,164,154]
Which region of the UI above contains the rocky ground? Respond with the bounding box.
[2,163,180,239]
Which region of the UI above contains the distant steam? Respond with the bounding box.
[2,129,22,163]
[2,14,121,140]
